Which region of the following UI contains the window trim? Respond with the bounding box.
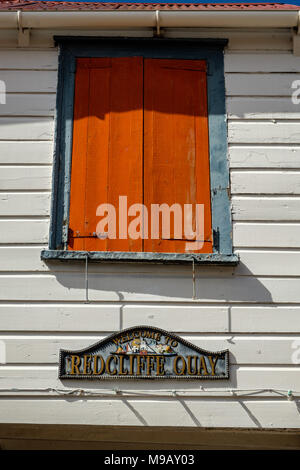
[42,37,238,265]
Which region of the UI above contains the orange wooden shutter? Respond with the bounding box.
[143,59,213,253]
[68,57,143,251]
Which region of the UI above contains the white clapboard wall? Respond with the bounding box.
[0,28,300,429]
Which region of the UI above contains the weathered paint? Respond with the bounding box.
[49,37,232,258]
[41,249,239,264]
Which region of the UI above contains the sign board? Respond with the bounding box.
[59,326,229,380]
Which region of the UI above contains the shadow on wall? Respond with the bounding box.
[49,260,273,304]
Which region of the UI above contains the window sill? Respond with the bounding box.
[41,250,239,265]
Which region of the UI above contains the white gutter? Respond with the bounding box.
[0,10,298,30]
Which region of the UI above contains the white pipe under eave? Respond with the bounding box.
[0,10,298,30]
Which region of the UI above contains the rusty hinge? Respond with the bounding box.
[68,228,99,239]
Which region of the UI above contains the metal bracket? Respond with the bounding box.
[155,10,161,37]
[17,11,30,47]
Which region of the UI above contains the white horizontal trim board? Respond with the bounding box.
[1,273,300,302]
[236,250,300,276]
[229,146,300,168]
[231,171,300,194]
[0,94,56,117]
[3,304,300,334]
[227,97,300,120]
[0,142,53,164]
[0,118,53,141]
[231,307,300,333]
[0,193,50,216]
[232,197,300,221]
[0,220,49,243]
[2,247,300,277]
[228,122,300,144]
[0,167,52,191]
[0,49,58,70]
[0,398,299,428]
[2,334,299,365]
[0,304,228,333]
[224,52,300,73]
[0,305,120,332]
[1,365,299,394]
[233,223,300,248]
[0,70,57,93]
[225,73,300,97]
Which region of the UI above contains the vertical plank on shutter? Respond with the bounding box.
[106,57,143,252]
[68,57,143,251]
[68,61,90,251]
[144,59,213,253]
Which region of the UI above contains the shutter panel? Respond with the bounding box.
[68,57,143,251]
[143,59,213,253]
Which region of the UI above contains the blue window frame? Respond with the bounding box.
[42,37,238,265]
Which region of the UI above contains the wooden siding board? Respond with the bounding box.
[0,274,300,303]
[0,193,51,217]
[232,197,300,221]
[225,74,300,97]
[0,118,53,141]
[0,304,228,333]
[0,94,56,117]
[0,142,53,165]
[0,398,299,428]
[227,97,300,120]
[2,247,300,276]
[231,171,300,195]
[0,71,57,93]
[0,167,52,191]
[0,49,58,70]
[231,307,300,333]
[228,122,300,144]
[0,220,49,244]
[225,53,300,73]
[233,223,300,248]
[229,146,300,169]
[1,366,300,396]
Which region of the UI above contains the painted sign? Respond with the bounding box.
[59,326,229,380]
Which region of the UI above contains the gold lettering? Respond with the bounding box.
[145,331,155,340]
[83,354,92,375]
[173,356,186,376]
[70,355,81,375]
[187,355,198,375]
[119,355,128,375]
[156,356,166,376]
[93,355,105,375]
[198,356,208,376]
[207,355,218,376]
[146,355,156,376]
[136,355,146,375]
[129,354,136,375]
[106,355,118,375]
[112,338,121,345]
